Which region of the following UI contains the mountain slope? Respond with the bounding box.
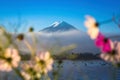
[41,21,78,32]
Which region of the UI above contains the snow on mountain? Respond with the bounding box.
[40,21,78,32]
[51,21,60,27]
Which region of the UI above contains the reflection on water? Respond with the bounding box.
[52,60,119,80]
[0,60,120,80]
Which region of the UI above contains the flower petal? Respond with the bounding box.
[87,27,99,39]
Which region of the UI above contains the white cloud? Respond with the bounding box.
[15,30,101,55]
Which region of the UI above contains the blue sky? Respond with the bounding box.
[0,0,120,33]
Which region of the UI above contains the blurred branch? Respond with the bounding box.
[99,13,120,28]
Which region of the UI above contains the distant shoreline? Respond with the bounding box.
[52,53,102,61]
[19,52,102,61]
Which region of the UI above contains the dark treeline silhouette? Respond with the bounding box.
[53,52,102,61]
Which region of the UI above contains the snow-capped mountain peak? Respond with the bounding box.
[40,21,78,32]
[51,21,60,27]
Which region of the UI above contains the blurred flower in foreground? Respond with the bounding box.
[87,27,99,39]
[29,27,34,32]
[100,41,120,63]
[84,15,120,66]
[21,62,41,80]
[84,15,98,28]
[0,27,11,48]
[84,15,99,39]
[101,39,113,53]
[16,33,24,41]
[95,32,113,53]
[0,48,21,72]
[0,27,6,34]
[35,51,54,74]
[95,32,105,47]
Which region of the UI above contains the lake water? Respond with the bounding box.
[0,60,120,80]
[52,60,120,80]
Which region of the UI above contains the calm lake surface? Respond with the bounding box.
[0,60,120,80]
[53,60,117,80]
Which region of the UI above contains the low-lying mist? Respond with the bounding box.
[16,30,100,55]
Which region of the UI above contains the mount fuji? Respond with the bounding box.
[22,21,99,54]
[40,21,78,32]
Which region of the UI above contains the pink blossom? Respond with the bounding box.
[100,41,120,63]
[95,32,105,47]
[84,15,97,29]
[87,27,99,40]
[35,51,54,74]
[0,48,21,72]
[95,32,113,53]
[101,39,113,53]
